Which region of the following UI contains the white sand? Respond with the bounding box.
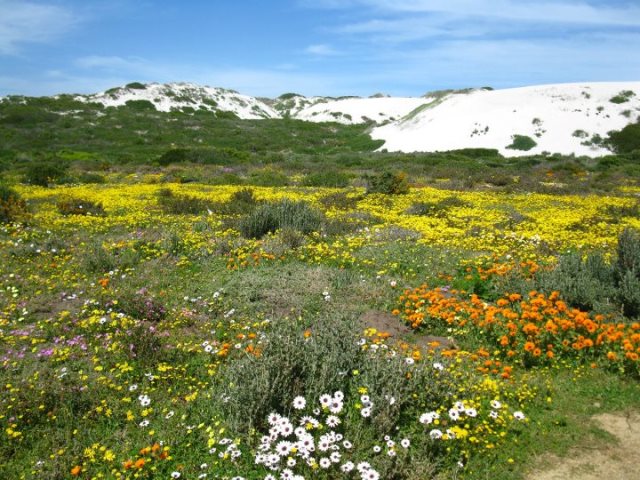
[371,82,640,157]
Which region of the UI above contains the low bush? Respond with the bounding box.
[538,252,616,312]
[302,170,350,188]
[319,191,361,210]
[365,171,410,195]
[609,90,635,104]
[506,135,537,151]
[157,188,212,215]
[0,184,27,223]
[239,199,324,239]
[76,172,106,184]
[407,197,470,217]
[23,161,69,187]
[115,289,167,323]
[607,122,640,154]
[57,197,106,216]
[215,315,444,435]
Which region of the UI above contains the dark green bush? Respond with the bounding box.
[365,171,410,195]
[158,149,190,166]
[76,172,106,184]
[319,191,361,210]
[609,90,635,104]
[302,170,350,187]
[157,188,213,215]
[239,199,323,239]
[407,196,470,217]
[125,82,146,90]
[607,122,640,154]
[506,135,537,151]
[57,197,106,216]
[248,168,289,187]
[124,99,156,110]
[23,162,69,187]
[0,184,27,223]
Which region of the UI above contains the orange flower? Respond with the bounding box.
[98,277,110,288]
[524,341,535,352]
[533,348,542,357]
[123,460,134,470]
[134,458,146,469]
[70,466,82,476]
[607,351,618,361]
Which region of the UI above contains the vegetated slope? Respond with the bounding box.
[281,95,432,125]
[75,82,280,119]
[371,82,640,157]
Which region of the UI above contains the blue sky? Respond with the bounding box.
[0,0,639,97]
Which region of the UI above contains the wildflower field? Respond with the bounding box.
[1,171,640,480]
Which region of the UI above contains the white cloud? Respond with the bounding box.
[0,1,79,54]
[305,44,339,56]
[309,0,640,26]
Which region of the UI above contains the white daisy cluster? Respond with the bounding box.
[371,435,411,458]
[419,399,526,441]
[212,437,242,460]
[253,392,380,480]
[359,394,373,418]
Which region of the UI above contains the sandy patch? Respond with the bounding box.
[531,411,640,480]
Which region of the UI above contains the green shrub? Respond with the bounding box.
[406,196,469,217]
[607,122,640,154]
[617,269,640,318]
[572,130,589,139]
[538,252,616,312]
[302,170,350,187]
[320,191,361,210]
[76,172,106,184]
[158,149,190,166]
[57,197,105,216]
[609,90,635,104]
[23,162,69,187]
[124,99,156,110]
[365,171,410,195]
[248,168,290,187]
[125,82,146,90]
[0,184,27,223]
[157,188,213,215]
[506,135,537,151]
[116,289,167,323]
[616,228,640,278]
[127,322,164,365]
[215,315,445,436]
[239,199,323,239]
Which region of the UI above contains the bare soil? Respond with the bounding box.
[531,411,640,480]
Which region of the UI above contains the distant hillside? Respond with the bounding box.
[74,82,279,119]
[1,81,639,157]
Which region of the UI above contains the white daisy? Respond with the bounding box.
[292,396,306,410]
[341,461,355,472]
[513,411,526,421]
